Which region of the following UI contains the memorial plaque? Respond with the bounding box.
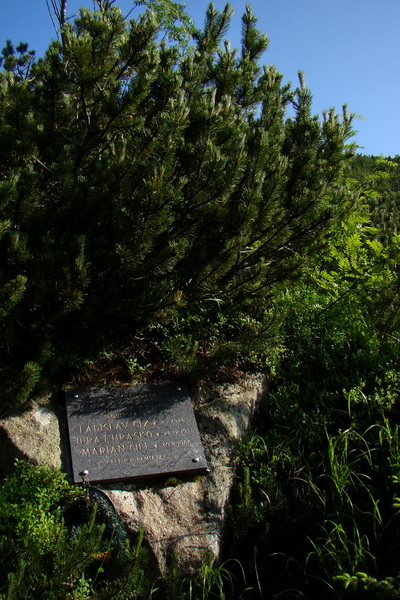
[65,383,207,483]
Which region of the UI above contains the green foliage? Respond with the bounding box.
[0,461,149,600]
[0,1,355,405]
[135,0,195,46]
[228,377,400,597]
[335,572,400,598]
[348,155,400,240]
[0,40,35,79]
[0,461,80,554]
[6,4,400,594]
[162,551,252,600]
[223,153,400,598]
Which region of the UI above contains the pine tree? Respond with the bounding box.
[0,2,355,405]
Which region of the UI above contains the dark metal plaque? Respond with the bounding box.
[65,383,207,483]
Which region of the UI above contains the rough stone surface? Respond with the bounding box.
[0,395,63,473]
[104,373,267,575]
[0,374,267,575]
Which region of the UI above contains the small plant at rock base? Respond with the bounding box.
[162,551,253,600]
[0,460,149,600]
[125,356,152,379]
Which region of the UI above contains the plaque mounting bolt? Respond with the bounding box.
[79,470,90,501]
[80,469,89,480]
[192,457,200,463]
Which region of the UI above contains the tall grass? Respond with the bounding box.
[226,374,400,599]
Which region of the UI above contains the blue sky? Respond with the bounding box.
[1,0,399,156]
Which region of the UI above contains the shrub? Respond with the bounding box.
[0,461,148,600]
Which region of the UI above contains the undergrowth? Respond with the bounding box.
[0,461,149,600]
[224,297,400,599]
